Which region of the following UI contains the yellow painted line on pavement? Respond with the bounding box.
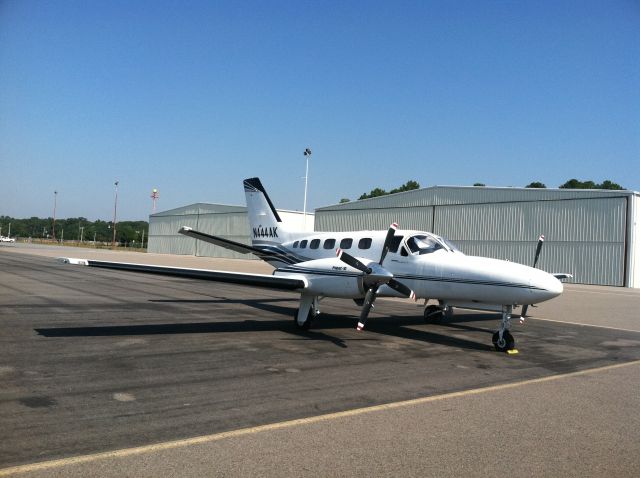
[2,359,639,476]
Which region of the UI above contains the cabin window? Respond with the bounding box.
[339,238,353,249]
[406,235,443,255]
[310,239,320,249]
[401,246,408,257]
[293,241,299,248]
[358,238,372,249]
[299,240,308,249]
[323,238,336,249]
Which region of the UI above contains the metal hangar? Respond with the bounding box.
[314,187,640,288]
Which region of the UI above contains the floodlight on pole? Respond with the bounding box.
[151,188,159,212]
[112,181,119,247]
[303,148,311,230]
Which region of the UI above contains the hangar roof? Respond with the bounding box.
[317,186,639,211]
[151,203,313,217]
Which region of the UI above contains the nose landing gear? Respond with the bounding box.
[493,305,516,352]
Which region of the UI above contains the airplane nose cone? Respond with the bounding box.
[530,269,563,301]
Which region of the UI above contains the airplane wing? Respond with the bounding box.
[57,258,306,291]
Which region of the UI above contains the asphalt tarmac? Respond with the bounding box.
[1,245,639,476]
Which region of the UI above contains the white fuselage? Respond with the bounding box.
[263,229,563,307]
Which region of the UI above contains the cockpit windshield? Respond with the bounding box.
[406,235,444,255]
[441,237,461,253]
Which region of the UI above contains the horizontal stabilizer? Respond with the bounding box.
[58,258,306,291]
[179,227,265,255]
[552,273,573,280]
[179,227,300,265]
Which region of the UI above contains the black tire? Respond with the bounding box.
[492,330,515,352]
[293,309,313,330]
[424,305,443,323]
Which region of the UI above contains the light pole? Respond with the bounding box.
[112,181,119,247]
[303,148,311,230]
[52,191,58,240]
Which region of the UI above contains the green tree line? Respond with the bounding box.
[0,216,148,245]
[344,178,624,202]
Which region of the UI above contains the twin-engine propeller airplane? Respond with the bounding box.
[59,177,571,352]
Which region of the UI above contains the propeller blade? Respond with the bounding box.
[336,248,371,274]
[387,278,416,300]
[379,223,398,265]
[357,287,378,331]
[522,235,545,319]
[533,234,544,268]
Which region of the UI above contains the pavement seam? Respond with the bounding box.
[2,359,639,476]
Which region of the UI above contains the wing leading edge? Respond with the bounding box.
[57,258,306,291]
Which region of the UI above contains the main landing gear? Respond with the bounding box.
[492,305,516,352]
[293,296,320,330]
[423,302,453,323]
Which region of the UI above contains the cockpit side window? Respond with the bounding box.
[406,235,443,255]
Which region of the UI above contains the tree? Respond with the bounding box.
[525,181,546,188]
[339,198,350,203]
[598,180,624,190]
[358,180,420,200]
[473,183,486,187]
[559,179,623,190]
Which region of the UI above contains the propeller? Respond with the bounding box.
[521,234,544,318]
[336,223,415,331]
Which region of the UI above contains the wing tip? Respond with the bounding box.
[57,257,89,265]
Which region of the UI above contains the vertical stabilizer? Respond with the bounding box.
[243,177,292,245]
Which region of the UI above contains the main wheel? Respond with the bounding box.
[424,305,443,323]
[293,308,313,330]
[492,330,515,352]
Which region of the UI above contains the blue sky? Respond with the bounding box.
[1,0,638,221]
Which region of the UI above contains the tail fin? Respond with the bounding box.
[243,177,293,245]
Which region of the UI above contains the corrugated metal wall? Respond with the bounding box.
[148,204,252,259]
[316,191,633,287]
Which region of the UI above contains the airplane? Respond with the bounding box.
[59,177,572,352]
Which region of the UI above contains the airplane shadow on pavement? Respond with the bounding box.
[34,299,493,352]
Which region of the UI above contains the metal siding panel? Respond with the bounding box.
[316,207,434,232]
[147,235,196,255]
[435,198,625,243]
[196,212,249,236]
[149,214,199,236]
[453,241,623,286]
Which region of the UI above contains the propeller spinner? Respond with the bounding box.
[336,223,415,331]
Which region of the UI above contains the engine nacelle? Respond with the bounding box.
[273,258,365,298]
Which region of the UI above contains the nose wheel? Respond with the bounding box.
[492,330,515,352]
[493,305,516,352]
